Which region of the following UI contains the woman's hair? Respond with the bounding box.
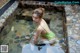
[32,7,45,18]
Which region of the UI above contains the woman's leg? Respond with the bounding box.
[49,37,59,46]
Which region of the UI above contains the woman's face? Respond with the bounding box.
[32,14,41,23]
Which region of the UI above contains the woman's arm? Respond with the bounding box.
[33,28,42,44]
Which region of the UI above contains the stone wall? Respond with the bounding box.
[0,1,19,31]
[65,5,80,53]
[0,1,19,44]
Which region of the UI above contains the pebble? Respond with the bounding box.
[25,36,30,39]
[0,19,5,23]
[76,40,80,45]
[75,23,80,26]
[0,23,3,27]
[69,47,76,53]
[11,26,14,31]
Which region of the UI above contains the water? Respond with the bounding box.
[0,8,66,53]
[0,19,35,53]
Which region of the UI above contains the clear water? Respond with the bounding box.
[0,8,66,53]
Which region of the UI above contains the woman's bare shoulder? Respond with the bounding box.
[37,25,43,31]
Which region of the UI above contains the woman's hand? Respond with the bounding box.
[30,26,42,45]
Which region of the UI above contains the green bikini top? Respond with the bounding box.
[40,26,56,40]
[41,31,56,40]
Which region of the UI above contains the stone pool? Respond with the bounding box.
[0,5,67,53]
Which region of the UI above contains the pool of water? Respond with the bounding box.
[0,8,66,53]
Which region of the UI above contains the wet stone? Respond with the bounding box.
[28,21,33,25]
[8,49,13,53]
[3,30,8,35]
[76,46,80,53]
[70,34,79,40]
[72,18,78,23]
[16,20,19,22]
[12,34,16,38]
[67,30,73,35]
[21,36,26,38]
[14,39,21,43]
[58,17,63,20]
[58,30,63,34]
[66,12,73,16]
[75,44,80,52]
[71,46,77,51]
[5,43,9,45]
[76,40,80,45]
[21,38,27,42]
[48,12,53,15]
[69,47,76,53]
[73,27,79,35]
[17,44,22,48]
[30,29,33,32]
[0,23,3,27]
[68,36,74,41]
[59,38,65,43]
[0,19,5,23]
[15,36,19,39]
[9,39,13,43]
[75,23,80,27]
[57,25,62,27]
[69,40,76,47]
[25,36,30,39]
[14,30,17,33]
[19,20,26,24]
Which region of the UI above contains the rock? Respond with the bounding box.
[57,25,62,27]
[14,39,21,43]
[25,36,30,39]
[22,11,30,16]
[71,34,79,40]
[0,19,5,23]
[76,40,80,45]
[19,43,26,48]
[72,18,78,23]
[69,40,76,48]
[58,30,63,34]
[19,20,26,24]
[17,44,22,48]
[59,39,64,43]
[78,20,80,23]
[69,47,76,53]
[15,36,19,39]
[11,26,14,31]
[0,23,3,27]
[21,38,27,42]
[21,36,26,38]
[75,24,80,27]
[73,29,78,34]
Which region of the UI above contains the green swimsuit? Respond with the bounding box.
[41,31,56,40]
[40,25,56,40]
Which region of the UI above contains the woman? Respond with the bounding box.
[22,7,64,53]
[31,7,57,45]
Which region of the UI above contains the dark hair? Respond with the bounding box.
[32,7,45,18]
